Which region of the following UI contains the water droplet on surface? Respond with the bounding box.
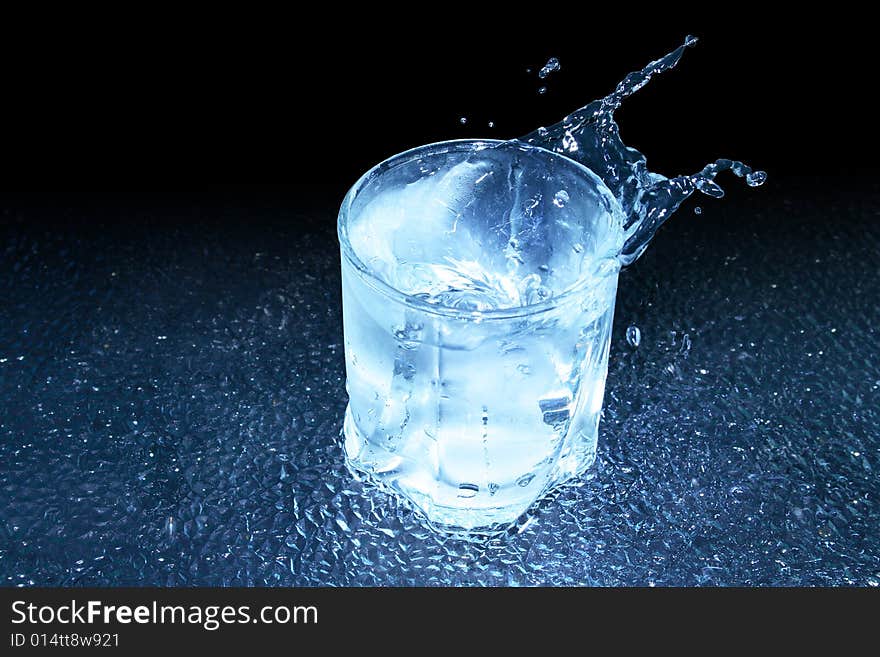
[553,190,570,208]
[538,57,561,79]
[680,333,692,355]
[626,326,641,348]
[457,483,479,498]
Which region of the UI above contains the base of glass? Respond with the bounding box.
[343,410,598,536]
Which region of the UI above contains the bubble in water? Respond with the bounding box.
[553,190,570,208]
[538,86,547,95]
[538,57,561,79]
[459,117,468,125]
[746,171,767,186]
[457,483,479,498]
[694,206,702,215]
[626,325,641,348]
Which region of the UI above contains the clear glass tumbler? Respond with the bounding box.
[338,139,626,533]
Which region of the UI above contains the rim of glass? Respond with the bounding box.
[338,138,623,321]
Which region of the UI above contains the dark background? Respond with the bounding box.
[0,13,874,205]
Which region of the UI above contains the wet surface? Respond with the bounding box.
[1,180,878,586]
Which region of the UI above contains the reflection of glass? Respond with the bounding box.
[338,139,625,534]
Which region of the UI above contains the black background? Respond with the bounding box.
[0,11,874,207]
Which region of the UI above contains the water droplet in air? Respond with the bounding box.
[626,325,641,348]
[538,86,548,95]
[459,116,468,125]
[488,483,500,496]
[538,57,561,79]
[488,121,495,128]
[553,190,570,208]
[517,473,535,487]
[746,171,767,186]
[694,206,702,215]
[457,483,479,498]
[517,364,532,375]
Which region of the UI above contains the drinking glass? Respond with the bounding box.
[338,139,625,533]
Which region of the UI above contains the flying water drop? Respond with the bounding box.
[538,57,561,79]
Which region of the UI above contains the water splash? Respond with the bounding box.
[520,36,766,266]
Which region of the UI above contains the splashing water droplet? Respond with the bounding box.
[696,178,725,198]
[538,57,561,79]
[538,86,547,95]
[488,121,495,128]
[746,171,767,186]
[459,116,468,125]
[626,326,642,349]
[553,190,570,208]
